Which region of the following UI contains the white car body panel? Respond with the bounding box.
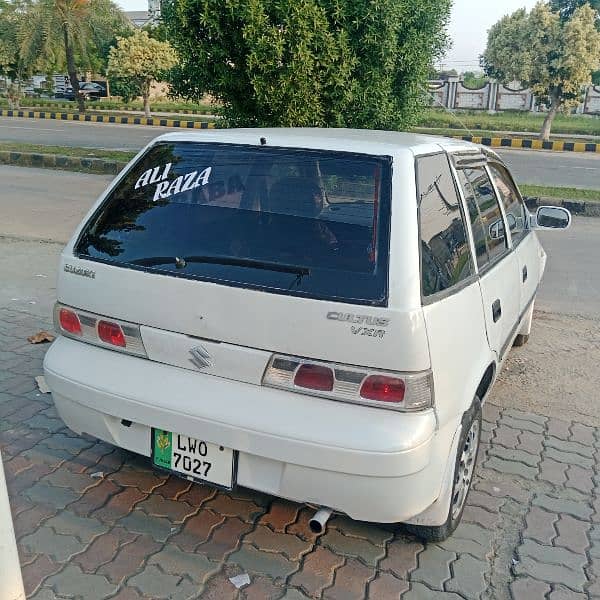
[478,253,521,359]
[56,256,431,373]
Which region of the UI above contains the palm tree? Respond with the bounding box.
[0,0,33,107]
[20,0,130,112]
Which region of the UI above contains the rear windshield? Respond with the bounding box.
[75,142,392,305]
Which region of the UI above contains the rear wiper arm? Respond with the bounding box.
[130,255,310,277]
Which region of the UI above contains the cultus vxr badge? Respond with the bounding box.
[326,312,390,327]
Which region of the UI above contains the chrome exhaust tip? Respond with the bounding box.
[309,508,333,534]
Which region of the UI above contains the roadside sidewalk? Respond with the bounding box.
[1,304,599,599]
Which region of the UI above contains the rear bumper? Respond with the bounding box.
[44,337,454,523]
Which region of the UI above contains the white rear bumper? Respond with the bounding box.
[44,336,455,523]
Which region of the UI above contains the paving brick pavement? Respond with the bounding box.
[2,306,600,599]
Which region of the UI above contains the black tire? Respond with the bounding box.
[513,334,529,347]
[404,399,482,543]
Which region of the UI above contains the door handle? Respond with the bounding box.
[522,265,528,283]
[492,299,502,322]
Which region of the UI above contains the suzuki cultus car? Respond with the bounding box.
[44,129,570,540]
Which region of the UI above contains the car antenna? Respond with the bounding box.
[260,137,267,146]
[423,85,475,138]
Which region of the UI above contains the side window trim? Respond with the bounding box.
[485,164,514,248]
[447,156,480,276]
[450,157,513,273]
[416,151,477,303]
[487,161,531,248]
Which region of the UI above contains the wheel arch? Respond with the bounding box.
[475,362,496,405]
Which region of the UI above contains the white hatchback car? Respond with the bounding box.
[44,129,570,541]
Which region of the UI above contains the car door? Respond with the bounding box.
[417,152,488,425]
[455,165,521,362]
[487,162,540,315]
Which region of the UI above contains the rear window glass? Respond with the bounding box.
[75,142,392,305]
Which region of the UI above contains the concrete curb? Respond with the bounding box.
[0,151,127,175]
[0,451,26,600]
[1,104,211,115]
[453,134,600,154]
[524,196,600,217]
[0,109,215,129]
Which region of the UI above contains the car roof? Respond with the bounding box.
[152,127,481,157]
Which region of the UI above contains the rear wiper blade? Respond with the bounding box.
[129,255,310,277]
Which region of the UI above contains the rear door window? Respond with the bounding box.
[457,167,508,269]
[488,163,528,245]
[75,142,392,306]
[417,154,474,297]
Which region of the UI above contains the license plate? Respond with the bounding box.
[152,429,234,488]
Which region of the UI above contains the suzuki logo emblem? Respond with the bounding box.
[190,345,212,369]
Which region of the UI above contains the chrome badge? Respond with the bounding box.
[64,264,96,279]
[190,345,212,369]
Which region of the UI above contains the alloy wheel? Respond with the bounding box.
[451,417,480,520]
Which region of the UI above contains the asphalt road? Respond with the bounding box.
[0,166,597,320]
[536,219,600,318]
[498,149,600,191]
[0,115,165,152]
[1,116,600,189]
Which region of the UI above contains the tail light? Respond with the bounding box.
[360,375,405,403]
[294,364,334,391]
[97,321,126,347]
[263,355,433,412]
[54,303,147,357]
[59,308,82,336]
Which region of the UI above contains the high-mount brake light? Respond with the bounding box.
[294,364,334,391]
[360,375,405,403]
[59,308,82,336]
[263,354,433,412]
[53,303,147,357]
[97,320,126,348]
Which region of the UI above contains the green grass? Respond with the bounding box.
[0,141,135,162]
[0,97,216,114]
[520,184,600,203]
[416,109,600,138]
[0,104,217,122]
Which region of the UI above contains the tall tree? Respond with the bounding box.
[482,3,600,141]
[161,0,451,129]
[551,0,600,83]
[19,0,130,112]
[0,0,33,107]
[108,30,177,117]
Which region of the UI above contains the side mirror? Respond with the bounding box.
[488,219,504,240]
[533,206,572,230]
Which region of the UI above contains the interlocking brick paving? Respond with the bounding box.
[2,307,599,599]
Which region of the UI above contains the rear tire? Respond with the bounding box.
[513,334,529,347]
[404,399,482,543]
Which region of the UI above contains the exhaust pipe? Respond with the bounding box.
[309,508,333,534]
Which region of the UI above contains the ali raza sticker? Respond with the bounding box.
[134,163,212,202]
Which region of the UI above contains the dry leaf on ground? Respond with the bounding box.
[27,331,55,344]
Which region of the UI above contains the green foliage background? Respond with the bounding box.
[161,0,451,129]
[550,0,600,20]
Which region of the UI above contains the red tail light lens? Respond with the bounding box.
[97,320,126,347]
[59,308,82,335]
[360,375,405,403]
[294,364,334,391]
